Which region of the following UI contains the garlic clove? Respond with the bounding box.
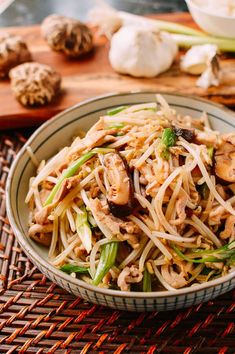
[180,44,218,75]
[196,54,221,89]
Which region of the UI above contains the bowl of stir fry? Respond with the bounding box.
[7,92,235,311]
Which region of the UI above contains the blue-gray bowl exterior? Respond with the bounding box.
[6,92,235,311]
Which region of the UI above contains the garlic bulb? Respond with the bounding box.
[109,26,177,78]
[180,44,218,75]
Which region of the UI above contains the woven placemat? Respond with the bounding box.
[0,130,234,354]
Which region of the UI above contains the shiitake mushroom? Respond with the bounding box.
[103,152,136,217]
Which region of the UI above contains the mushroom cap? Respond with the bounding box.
[9,62,61,106]
[0,32,31,77]
[41,14,93,57]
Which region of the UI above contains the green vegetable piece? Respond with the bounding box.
[60,264,89,274]
[160,128,177,160]
[106,123,125,130]
[44,147,114,206]
[173,241,235,264]
[92,242,119,286]
[143,268,152,292]
[107,106,128,116]
[76,206,92,253]
[207,146,214,161]
[162,128,177,147]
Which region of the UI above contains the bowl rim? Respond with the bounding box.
[6,90,235,299]
[186,0,235,21]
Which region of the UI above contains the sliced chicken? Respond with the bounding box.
[220,215,235,240]
[89,198,140,248]
[161,264,188,289]
[215,134,235,183]
[117,265,143,291]
[68,129,116,161]
[28,223,53,246]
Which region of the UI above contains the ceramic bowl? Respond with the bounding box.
[186,0,235,38]
[6,92,235,312]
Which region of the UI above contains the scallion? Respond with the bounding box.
[107,106,128,116]
[143,268,152,292]
[60,264,89,274]
[173,241,235,264]
[173,34,235,53]
[76,206,92,253]
[160,128,177,160]
[92,242,119,286]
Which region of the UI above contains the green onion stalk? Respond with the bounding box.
[92,242,119,286]
[173,241,235,265]
[143,267,152,292]
[76,206,92,254]
[60,264,90,274]
[173,34,235,52]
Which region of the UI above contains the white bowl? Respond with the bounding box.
[186,0,235,38]
[6,92,235,312]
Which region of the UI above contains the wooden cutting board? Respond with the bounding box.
[2,12,235,129]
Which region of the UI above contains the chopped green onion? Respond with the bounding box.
[106,123,125,130]
[134,107,157,113]
[60,264,89,274]
[162,128,177,147]
[173,34,235,53]
[173,241,235,264]
[44,147,114,206]
[143,268,152,292]
[107,106,128,116]
[92,242,119,286]
[76,206,92,254]
[207,146,214,161]
[160,128,177,160]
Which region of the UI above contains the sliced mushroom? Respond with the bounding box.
[173,126,195,142]
[215,136,235,183]
[103,152,135,217]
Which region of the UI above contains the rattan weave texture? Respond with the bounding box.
[0,131,234,354]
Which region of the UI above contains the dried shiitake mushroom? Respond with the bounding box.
[9,62,61,106]
[41,14,93,57]
[0,32,31,78]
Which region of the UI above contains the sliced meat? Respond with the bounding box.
[117,265,143,291]
[220,215,235,240]
[196,130,219,146]
[170,194,188,226]
[34,205,52,225]
[161,264,188,289]
[53,176,80,204]
[28,223,53,246]
[215,134,235,183]
[68,129,116,161]
[89,198,140,248]
[209,205,225,225]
